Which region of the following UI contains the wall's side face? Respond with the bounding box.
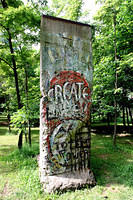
[40,16,95,193]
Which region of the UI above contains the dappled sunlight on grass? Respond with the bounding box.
[0,144,17,157]
[0,124,133,199]
[0,133,18,158]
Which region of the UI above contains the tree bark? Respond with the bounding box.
[1,0,23,149]
[113,11,118,147]
[28,120,31,146]
[25,67,32,146]
[122,105,126,127]
[18,130,23,149]
[126,107,130,133]
[113,100,117,146]
[1,0,8,8]
[129,107,133,126]
[8,31,22,109]
[8,27,23,149]
[6,95,11,133]
[24,123,28,143]
[7,113,11,133]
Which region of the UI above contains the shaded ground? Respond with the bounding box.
[91,124,133,135]
[0,116,133,200]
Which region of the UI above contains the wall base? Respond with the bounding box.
[40,168,96,193]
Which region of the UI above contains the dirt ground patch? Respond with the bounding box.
[0,181,12,199]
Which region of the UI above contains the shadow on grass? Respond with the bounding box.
[91,133,133,188]
[0,127,9,136]
[0,124,133,193]
[0,127,17,136]
[0,143,39,176]
[0,145,16,156]
[0,127,39,175]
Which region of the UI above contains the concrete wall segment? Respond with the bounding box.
[40,15,95,192]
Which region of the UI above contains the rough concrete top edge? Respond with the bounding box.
[42,15,91,28]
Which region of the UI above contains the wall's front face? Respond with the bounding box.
[40,16,95,192]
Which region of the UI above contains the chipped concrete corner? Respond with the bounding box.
[40,15,95,193]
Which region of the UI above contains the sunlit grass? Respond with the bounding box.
[0,122,133,200]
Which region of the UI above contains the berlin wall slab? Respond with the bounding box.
[40,15,95,193]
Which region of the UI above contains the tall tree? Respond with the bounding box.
[0,0,40,148]
[92,0,133,141]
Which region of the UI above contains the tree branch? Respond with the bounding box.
[0,23,9,32]
[0,57,13,69]
[1,0,8,8]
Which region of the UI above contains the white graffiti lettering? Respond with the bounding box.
[47,82,90,120]
[48,82,89,101]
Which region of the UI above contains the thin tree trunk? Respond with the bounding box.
[6,95,11,133]
[1,1,21,109]
[113,100,117,146]
[25,67,32,146]
[8,31,23,149]
[129,107,133,126]
[1,0,21,109]
[18,130,23,149]
[1,0,8,8]
[122,105,126,127]
[7,113,11,133]
[113,11,118,147]
[24,123,28,143]
[126,107,130,133]
[8,32,22,109]
[28,120,31,146]
[1,0,23,149]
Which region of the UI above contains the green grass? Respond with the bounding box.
[0,123,133,200]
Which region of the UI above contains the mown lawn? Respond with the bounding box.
[0,122,133,200]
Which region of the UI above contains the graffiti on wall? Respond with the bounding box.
[43,71,91,174]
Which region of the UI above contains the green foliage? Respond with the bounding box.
[48,0,83,20]
[0,0,84,147]
[0,0,41,143]
[11,104,39,132]
[92,0,133,123]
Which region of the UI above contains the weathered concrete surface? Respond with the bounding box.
[41,169,95,193]
[40,15,95,193]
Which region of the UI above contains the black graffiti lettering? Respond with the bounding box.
[66,152,71,161]
[54,142,59,150]
[60,142,67,149]
[58,150,65,157]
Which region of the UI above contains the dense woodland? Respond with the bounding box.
[0,0,133,148]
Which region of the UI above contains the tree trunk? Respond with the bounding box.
[6,95,11,133]
[24,123,28,143]
[7,113,11,133]
[25,67,32,146]
[8,32,23,148]
[18,130,23,149]
[28,120,31,146]
[122,105,126,127]
[1,0,8,8]
[113,100,117,146]
[1,0,23,148]
[113,11,118,147]
[1,0,21,109]
[126,107,130,133]
[129,107,133,126]
[8,32,22,109]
